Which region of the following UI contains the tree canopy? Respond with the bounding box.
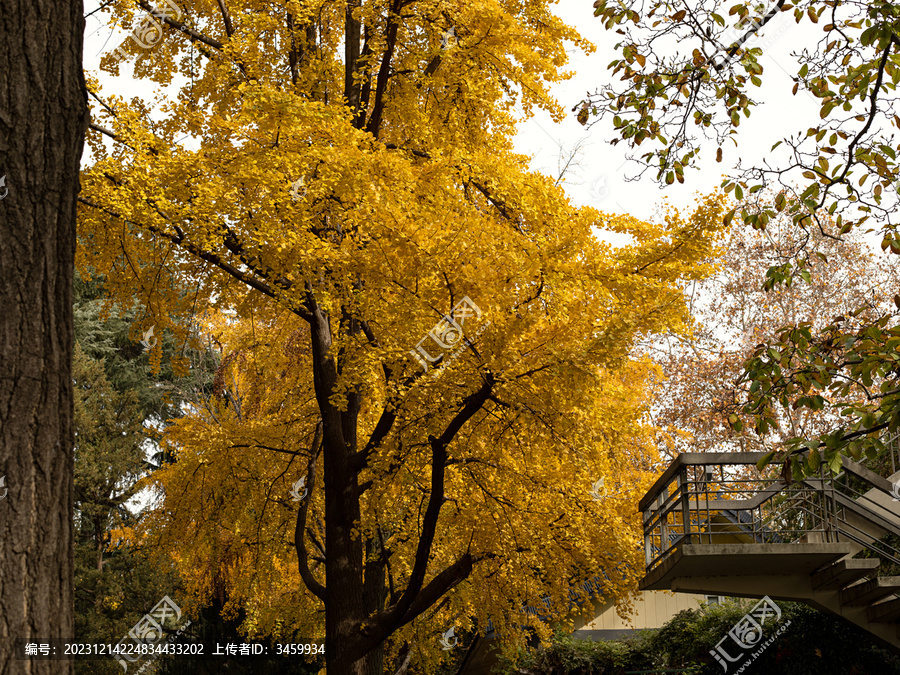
[79,0,728,671]
[648,210,900,467]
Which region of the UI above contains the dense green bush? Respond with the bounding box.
[494,632,655,675]
[495,599,900,675]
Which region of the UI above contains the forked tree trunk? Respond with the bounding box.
[0,1,88,673]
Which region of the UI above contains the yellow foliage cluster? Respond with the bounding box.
[78,0,728,667]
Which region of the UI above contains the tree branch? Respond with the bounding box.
[77,196,312,321]
[364,0,410,137]
[357,372,495,651]
[137,1,224,49]
[345,0,363,120]
[215,0,234,37]
[295,421,326,601]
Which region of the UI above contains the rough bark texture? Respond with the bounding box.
[0,1,88,673]
[310,308,367,674]
[363,537,387,675]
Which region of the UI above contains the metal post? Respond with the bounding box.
[680,466,691,545]
[644,507,652,569]
[885,428,899,475]
[658,487,668,554]
[823,464,835,542]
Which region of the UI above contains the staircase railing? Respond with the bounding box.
[640,452,900,575]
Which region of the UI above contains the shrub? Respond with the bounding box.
[493,599,900,675]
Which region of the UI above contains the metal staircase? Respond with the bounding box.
[639,449,900,650]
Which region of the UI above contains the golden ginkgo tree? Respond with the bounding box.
[78,0,727,672]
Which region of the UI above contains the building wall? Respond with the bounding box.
[575,590,710,632]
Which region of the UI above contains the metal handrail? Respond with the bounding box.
[642,452,900,574]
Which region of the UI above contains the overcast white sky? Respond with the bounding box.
[514,2,823,222]
[82,1,821,223]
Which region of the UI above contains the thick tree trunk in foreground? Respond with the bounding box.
[0,1,88,673]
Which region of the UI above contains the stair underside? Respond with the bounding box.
[640,543,853,592]
[641,542,900,652]
[814,558,880,591]
[842,576,900,606]
[870,597,900,622]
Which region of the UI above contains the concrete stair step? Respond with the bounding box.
[812,558,880,591]
[856,465,900,517]
[867,597,900,623]
[841,576,900,606]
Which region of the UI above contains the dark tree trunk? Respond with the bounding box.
[308,309,367,674]
[363,537,387,675]
[0,1,88,673]
[95,516,104,571]
[322,426,368,675]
